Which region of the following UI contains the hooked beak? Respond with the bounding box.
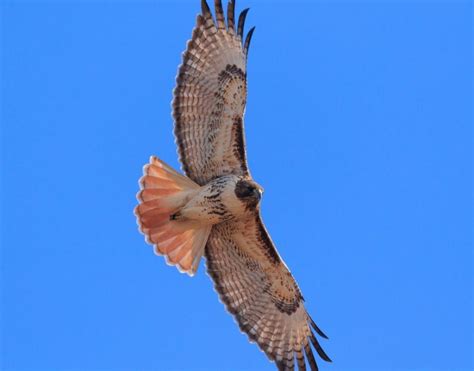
[253,188,262,201]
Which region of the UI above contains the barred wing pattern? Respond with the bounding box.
[173,0,255,185]
[206,214,331,371]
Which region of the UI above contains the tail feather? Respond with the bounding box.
[135,156,211,276]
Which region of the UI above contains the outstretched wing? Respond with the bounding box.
[172,0,255,185]
[205,214,331,371]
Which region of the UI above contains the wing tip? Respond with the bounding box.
[201,0,212,18]
[227,0,236,33]
[244,25,255,55]
[237,7,250,38]
[214,0,225,29]
[309,330,332,363]
[309,316,329,339]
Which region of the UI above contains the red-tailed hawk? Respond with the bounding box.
[135,1,331,370]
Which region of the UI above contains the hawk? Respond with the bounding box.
[134,1,331,370]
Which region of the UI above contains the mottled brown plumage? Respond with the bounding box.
[135,1,330,370]
[173,0,251,185]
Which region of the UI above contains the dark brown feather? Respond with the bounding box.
[296,348,307,371]
[237,8,250,38]
[214,0,225,29]
[201,0,212,19]
[310,315,329,339]
[227,0,236,32]
[244,26,255,55]
[304,342,319,371]
[310,332,332,362]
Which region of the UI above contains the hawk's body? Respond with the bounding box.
[135,1,331,370]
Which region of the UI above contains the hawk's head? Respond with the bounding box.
[235,179,263,210]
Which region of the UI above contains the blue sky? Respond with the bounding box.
[1,1,472,370]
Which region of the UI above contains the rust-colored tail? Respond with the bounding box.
[134,156,211,276]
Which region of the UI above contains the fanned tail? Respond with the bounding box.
[134,156,211,276]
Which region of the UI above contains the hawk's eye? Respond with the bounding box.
[235,181,256,199]
[242,185,254,197]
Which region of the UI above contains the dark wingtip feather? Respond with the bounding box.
[201,0,212,18]
[304,343,319,371]
[310,316,329,339]
[309,332,332,363]
[214,0,225,28]
[275,359,286,371]
[296,350,307,371]
[237,7,250,38]
[244,26,255,55]
[227,0,236,32]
